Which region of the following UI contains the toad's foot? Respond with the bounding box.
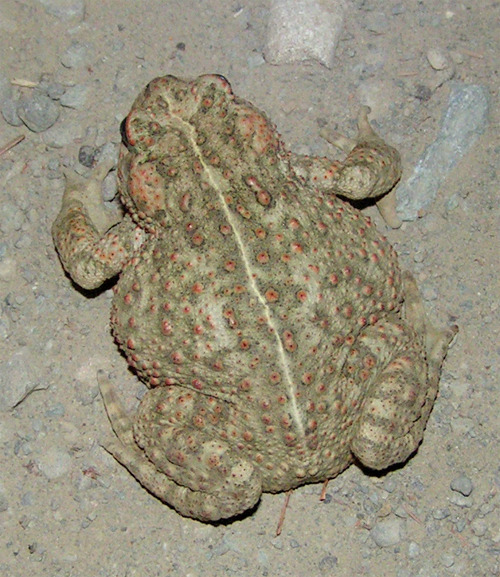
[290,107,402,227]
[349,272,457,469]
[401,272,458,382]
[61,160,121,234]
[320,106,402,228]
[52,163,145,290]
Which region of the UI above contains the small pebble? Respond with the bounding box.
[247,53,266,69]
[36,0,85,21]
[17,92,60,133]
[449,493,473,508]
[450,475,473,496]
[0,317,8,341]
[421,285,438,302]
[43,81,66,100]
[0,202,25,233]
[78,145,100,168]
[407,541,420,558]
[21,492,34,507]
[432,508,451,520]
[60,84,89,109]
[370,517,403,547]
[257,550,269,573]
[363,491,381,514]
[471,518,487,537]
[0,491,9,512]
[42,119,83,149]
[318,555,338,571]
[427,47,450,70]
[393,505,408,519]
[441,553,455,568]
[383,478,397,493]
[45,403,66,418]
[454,518,467,532]
[37,446,72,480]
[2,98,24,126]
[414,84,432,102]
[0,74,12,104]
[446,193,460,211]
[60,41,89,68]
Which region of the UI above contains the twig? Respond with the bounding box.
[276,490,293,536]
[320,479,329,501]
[402,503,423,525]
[11,78,38,88]
[0,135,25,156]
[461,48,484,59]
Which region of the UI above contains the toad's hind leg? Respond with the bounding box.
[98,373,262,521]
[349,272,457,470]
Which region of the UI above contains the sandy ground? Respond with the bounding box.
[0,1,498,576]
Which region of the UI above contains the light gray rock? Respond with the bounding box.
[264,0,346,68]
[17,92,60,132]
[37,445,72,479]
[450,474,474,496]
[2,98,23,126]
[36,0,85,21]
[60,42,89,68]
[427,48,451,71]
[0,349,39,410]
[370,517,404,547]
[60,84,89,109]
[42,118,84,148]
[397,83,489,221]
[0,74,12,104]
[364,12,389,34]
[407,541,420,558]
[0,202,25,233]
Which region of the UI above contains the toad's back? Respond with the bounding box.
[109,74,403,490]
[111,164,402,485]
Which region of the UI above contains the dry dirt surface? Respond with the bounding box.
[0,1,498,576]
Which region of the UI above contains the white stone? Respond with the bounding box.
[264,0,346,69]
[427,48,450,71]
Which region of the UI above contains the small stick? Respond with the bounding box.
[276,490,293,536]
[320,479,329,501]
[0,135,25,157]
[461,48,484,59]
[402,503,423,525]
[11,78,38,88]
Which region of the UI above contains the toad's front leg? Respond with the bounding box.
[290,107,402,228]
[52,163,146,290]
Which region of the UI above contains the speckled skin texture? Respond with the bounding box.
[52,75,456,521]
